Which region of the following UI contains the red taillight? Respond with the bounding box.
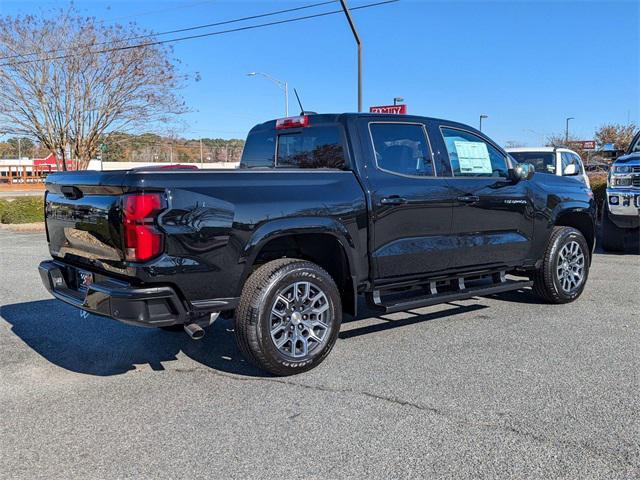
[275,115,309,130]
[123,193,164,262]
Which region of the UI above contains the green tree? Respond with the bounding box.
[6,136,34,158]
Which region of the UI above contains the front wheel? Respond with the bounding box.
[235,259,342,376]
[531,226,590,304]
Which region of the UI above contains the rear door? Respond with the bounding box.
[434,125,534,270]
[357,118,455,279]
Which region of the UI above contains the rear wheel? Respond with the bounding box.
[235,259,342,376]
[531,226,590,304]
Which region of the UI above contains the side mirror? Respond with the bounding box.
[509,163,535,182]
[563,164,579,176]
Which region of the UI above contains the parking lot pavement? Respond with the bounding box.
[1,230,638,479]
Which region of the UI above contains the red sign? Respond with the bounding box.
[369,104,407,114]
[569,140,596,150]
[33,153,78,171]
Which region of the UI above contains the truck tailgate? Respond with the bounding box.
[45,184,126,267]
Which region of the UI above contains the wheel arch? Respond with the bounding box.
[553,208,596,256]
[239,218,359,316]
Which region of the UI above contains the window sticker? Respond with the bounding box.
[454,141,492,174]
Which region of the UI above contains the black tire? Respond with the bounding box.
[601,208,626,252]
[235,258,342,376]
[531,226,590,304]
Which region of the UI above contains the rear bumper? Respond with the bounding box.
[38,260,188,327]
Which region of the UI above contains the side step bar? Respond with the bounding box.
[371,279,533,314]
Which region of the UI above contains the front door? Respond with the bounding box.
[435,125,535,270]
[358,119,456,280]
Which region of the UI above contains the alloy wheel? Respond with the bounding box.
[556,240,585,292]
[269,281,332,358]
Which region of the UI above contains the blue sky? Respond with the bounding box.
[1,0,638,145]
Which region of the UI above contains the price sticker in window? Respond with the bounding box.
[454,141,492,174]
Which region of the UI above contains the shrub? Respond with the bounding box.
[588,173,607,217]
[0,196,44,224]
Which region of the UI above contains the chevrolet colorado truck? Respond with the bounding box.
[601,130,640,253]
[39,113,596,375]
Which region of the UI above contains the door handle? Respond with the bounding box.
[457,195,480,204]
[380,195,408,205]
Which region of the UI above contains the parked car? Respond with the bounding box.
[601,130,640,253]
[39,113,596,375]
[584,161,610,174]
[506,147,591,187]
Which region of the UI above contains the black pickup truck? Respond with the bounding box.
[39,113,596,375]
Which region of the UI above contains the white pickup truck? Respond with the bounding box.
[506,147,591,187]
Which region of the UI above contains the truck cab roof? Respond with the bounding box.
[248,113,470,132]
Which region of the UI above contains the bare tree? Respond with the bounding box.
[0,7,188,169]
[545,132,588,160]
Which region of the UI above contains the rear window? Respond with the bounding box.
[240,130,276,168]
[277,126,346,169]
[240,125,346,169]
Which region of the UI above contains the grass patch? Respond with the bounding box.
[0,196,44,224]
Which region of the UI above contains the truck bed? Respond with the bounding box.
[44,168,369,303]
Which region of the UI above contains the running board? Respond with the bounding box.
[371,279,533,314]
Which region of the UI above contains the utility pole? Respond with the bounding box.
[340,0,362,112]
[565,117,574,143]
[200,139,203,166]
[17,137,21,159]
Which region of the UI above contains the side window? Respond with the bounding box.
[571,153,584,174]
[441,127,508,178]
[369,123,434,177]
[276,126,346,169]
[561,152,580,175]
[240,130,275,168]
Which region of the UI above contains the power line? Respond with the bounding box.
[0,0,398,67]
[99,0,216,24]
[0,0,338,62]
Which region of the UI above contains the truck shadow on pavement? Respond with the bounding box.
[2,299,487,378]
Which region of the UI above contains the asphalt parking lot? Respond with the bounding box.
[1,229,639,479]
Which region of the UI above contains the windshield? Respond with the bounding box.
[509,151,556,174]
[629,132,640,154]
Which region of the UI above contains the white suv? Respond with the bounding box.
[506,147,591,188]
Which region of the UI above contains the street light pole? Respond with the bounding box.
[565,117,574,143]
[479,114,488,132]
[247,72,288,116]
[284,81,289,117]
[340,0,362,112]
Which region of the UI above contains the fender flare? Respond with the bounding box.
[238,216,359,288]
[549,203,597,253]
